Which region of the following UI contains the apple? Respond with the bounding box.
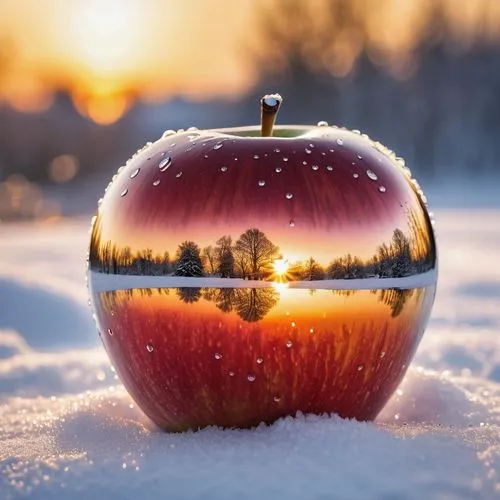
[88,95,437,432]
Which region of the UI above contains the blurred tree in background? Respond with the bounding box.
[247,0,500,179]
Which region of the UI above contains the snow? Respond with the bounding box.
[89,269,438,292]
[1,210,500,499]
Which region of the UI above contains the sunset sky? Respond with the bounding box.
[1,0,499,124]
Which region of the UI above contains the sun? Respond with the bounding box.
[64,0,145,124]
[273,259,289,277]
[71,0,142,75]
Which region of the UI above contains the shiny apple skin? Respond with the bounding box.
[88,125,437,431]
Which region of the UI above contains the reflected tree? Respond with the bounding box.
[233,288,279,322]
[201,287,279,322]
[377,289,414,317]
[176,287,202,304]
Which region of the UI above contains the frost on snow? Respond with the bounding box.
[0,212,500,499]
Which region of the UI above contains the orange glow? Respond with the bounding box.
[93,285,433,429]
[100,218,403,269]
[1,0,499,123]
[73,89,132,125]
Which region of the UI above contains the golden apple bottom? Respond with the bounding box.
[91,284,435,431]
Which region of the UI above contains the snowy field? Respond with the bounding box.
[1,209,499,499]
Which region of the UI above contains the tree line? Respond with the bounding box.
[89,208,434,280]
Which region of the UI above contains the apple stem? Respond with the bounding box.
[261,94,282,137]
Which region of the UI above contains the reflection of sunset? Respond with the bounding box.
[89,131,436,278]
[96,286,429,332]
[92,285,434,430]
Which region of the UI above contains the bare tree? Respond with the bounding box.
[215,236,235,277]
[301,257,326,280]
[234,228,279,279]
[202,245,217,275]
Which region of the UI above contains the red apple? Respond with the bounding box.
[88,96,437,432]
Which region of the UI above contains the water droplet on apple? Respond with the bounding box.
[273,395,282,402]
[247,374,256,382]
[161,129,176,139]
[220,166,228,172]
[353,129,361,134]
[258,180,266,187]
[176,172,183,178]
[312,165,319,171]
[353,173,359,179]
[228,371,235,377]
[120,188,128,197]
[256,357,264,364]
[153,179,161,186]
[274,148,281,153]
[357,364,364,371]
[97,197,103,206]
[317,121,329,127]
[213,143,223,150]
[187,126,198,131]
[309,328,314,334]
[146,343,154,353]
[275,167,282,173]
[336,138,344,146]
[326,165,333,171]
[159,156,172,172]
[283,157,289,162]
[305,148,312,154]
[285,192,293,200]
[379,185,386,193]
[380,351,386,358]
[366,169,378,180]
[107,328,113,336]
[169,143,177,148]
[357,154,363,160]
[254,155,260,160]
[289,220,295,227]
[130,168,140,179]
[214,352,222,360]
[286,340,293,348]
